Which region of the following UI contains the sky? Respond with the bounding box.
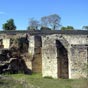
[0,0,88,30]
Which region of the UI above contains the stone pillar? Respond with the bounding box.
[69,45,88,79]
[68,45,72,79]
[2,39,10,49]
[28,36,35,58]
[28,36,35,70]
[42,36,58,78]
[25,61,32,70]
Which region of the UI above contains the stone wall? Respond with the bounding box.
[69,45,88,78]
[3,39,10,49]
[42,36,58,78]
[32,47,42,73]
[42,34,88,79]
[0,30,87,79]
[28,36,35,58]
[63,35,87,45]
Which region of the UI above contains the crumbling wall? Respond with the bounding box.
[42,36,58,78]
[0,34,32,74]
[63,35,87,45]
[69,45,88,78]
[3,39,10,49]
[28,36,35,58]
[28,36,35,70]
[0,31,88,79]
[0,49,32,74]
[42,34,88,79]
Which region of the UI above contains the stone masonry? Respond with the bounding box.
[0,30,88,79]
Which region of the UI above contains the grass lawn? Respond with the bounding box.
[0,73,88,88]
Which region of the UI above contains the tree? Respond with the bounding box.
[41,14,61,30]
[61,26,67,30]
[48,14,61,30]
[82,26,88,30]
[3,19,16,30]
[61,26,74,30]
[27,18,40,30]
[67,26,74,30]
[41,16,48,28]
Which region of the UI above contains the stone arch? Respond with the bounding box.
[42,34,69,78]
[56,39,69,78]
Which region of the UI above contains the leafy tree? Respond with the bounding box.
[3,19,16,30]
[67,26,74,30]
[82,26,88,30]
[61,27,67,30]
[27,18,40,30]
[61,26,74,30]
[41,14,61,30]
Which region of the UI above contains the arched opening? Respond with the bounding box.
[56,40,68,78]
[32,36,42,73]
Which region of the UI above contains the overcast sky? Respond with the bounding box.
[0,0,88,30]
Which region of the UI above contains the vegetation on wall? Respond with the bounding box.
[2,19,16,30]
[4,14,88,30]
[61,26,74,30]
[82,26,88,30]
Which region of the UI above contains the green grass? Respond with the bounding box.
[0,74,88,88]
[0,75,26,88]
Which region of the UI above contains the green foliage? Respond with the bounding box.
[0,75,26,88]
[61,26,74,30]
[2,19,16,30]
[67,26,74,30]
[82,26,88,30]
[61,26,67,30]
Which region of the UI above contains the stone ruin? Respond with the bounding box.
[0,30,88,79]
[0,35,32,74]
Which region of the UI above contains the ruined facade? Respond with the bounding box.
[0,30,88,79]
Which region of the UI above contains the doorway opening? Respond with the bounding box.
[56,40,68,78]
[32,36,42,73]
